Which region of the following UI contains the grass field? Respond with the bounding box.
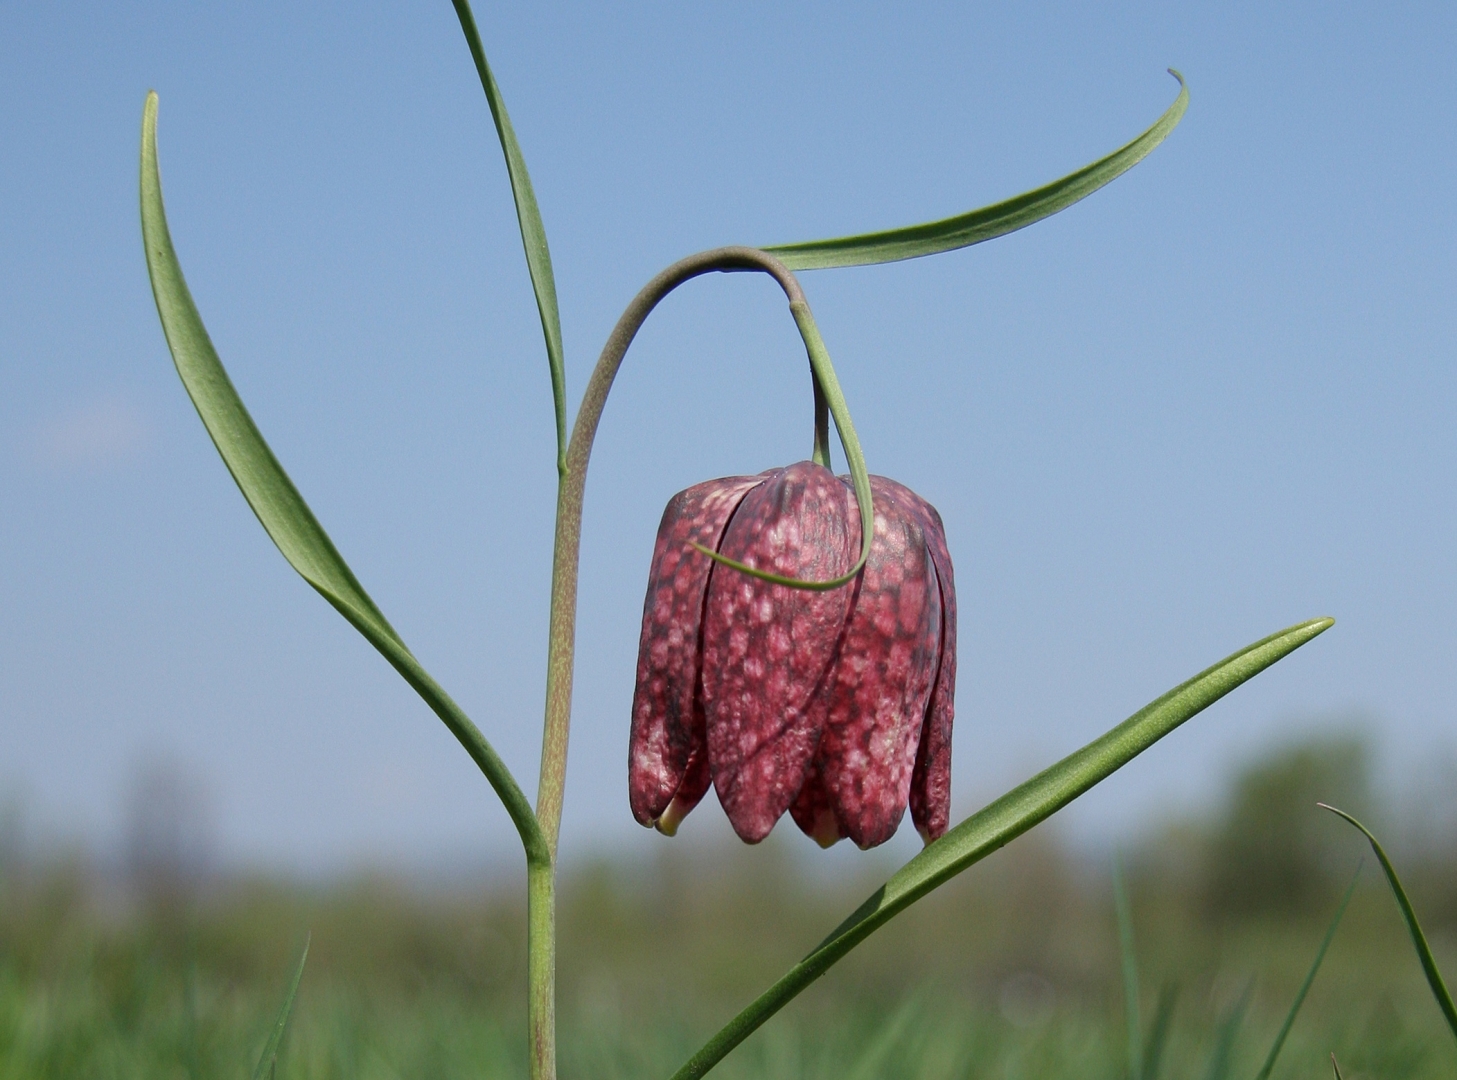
[6,736,1457,1079]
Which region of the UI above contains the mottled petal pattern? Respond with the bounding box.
[787,767,844,848]
[890,482,957,842]
[701,462,857,842]
[628,475,760,826]
[811,476,942,848]
[629,461,956,849]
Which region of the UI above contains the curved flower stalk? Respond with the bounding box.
[138,9,1334,1080]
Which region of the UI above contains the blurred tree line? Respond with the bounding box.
[4,727,1457,1062]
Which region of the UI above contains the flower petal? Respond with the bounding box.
[812,477,942,848]
[702,461,857,842]
[888,483,957,843]
[629,475,761,827]
[788,765,846,848]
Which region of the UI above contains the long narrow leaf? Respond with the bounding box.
[139,93,546,865]
[671,617,1333,1080]
[1252,861,1362,1080]
[452,0,568,474]
[251,935,310,1080]
[765,71,1186,270]
[1114,854,1143,1080]
[1319,804,1457,1041]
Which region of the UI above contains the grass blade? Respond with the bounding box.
[251,935,309,1080]
[843,995,919,1080]
[764,71,1187,270]
[1330,1052,1344,1079]
[1202,982,1252,1080]
[1252,861,1362,1080]
[451,0,568,475]
[670,617,1333,1080]
[1143,983,1179,1080]
[139,93,546,865]
[1319,803,1457,1042]
[1113,854,1142,1080]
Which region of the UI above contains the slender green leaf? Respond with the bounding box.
[765,70,1187,270]
[1113,854,1143,1080]
[1319,803,1457,1041]
[452,0,568,474]
[671,617,1333,1080]
[1330,1053,1344,1080]
[251,935,309,1080]
[139,93,547,865]
[1252,861,1361,1080]
[1202,983,1252,1080]
[1143,983,1179,1080]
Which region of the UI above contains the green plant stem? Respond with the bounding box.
[528,246,860,1080]
[811,364,831,467]
[527,859,555,1080]
[537,245,855,857]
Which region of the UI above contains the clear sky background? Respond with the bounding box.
[2,2,1453,875]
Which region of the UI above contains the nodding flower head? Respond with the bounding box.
[629,460,955,849]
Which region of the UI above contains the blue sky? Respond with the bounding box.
[2,2,1453,874]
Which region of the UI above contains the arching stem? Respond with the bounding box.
[529,246,867,1080]
[537,244,865,854]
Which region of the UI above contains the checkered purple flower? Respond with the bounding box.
[629,460,956,849]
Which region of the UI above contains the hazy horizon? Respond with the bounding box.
[3,3,1454,874]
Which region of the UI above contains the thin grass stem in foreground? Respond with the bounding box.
[1252,861,1361,1080]
[1114,854,1142,1080]
[1320,804,1457,1042]
[251,935,309,1080]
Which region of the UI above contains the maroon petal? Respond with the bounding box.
[702,461,857,842]
[810,477,942,848]
[629,475,761,827]
[788,764,846,848]
[886,482,956,843]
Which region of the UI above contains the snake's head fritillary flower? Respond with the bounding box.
[629,460,956,849]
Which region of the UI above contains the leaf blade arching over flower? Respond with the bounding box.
[764,70,1188,271]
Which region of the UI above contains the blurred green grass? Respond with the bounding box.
[6,734,1457,1079]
